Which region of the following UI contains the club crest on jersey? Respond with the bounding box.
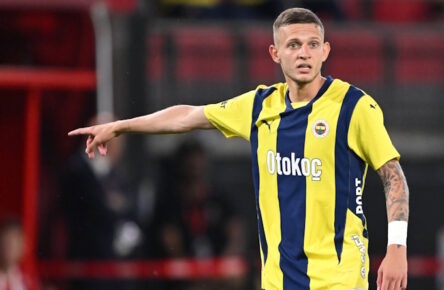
[312,120,329,138]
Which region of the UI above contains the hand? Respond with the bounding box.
[68,122,119,159]
[377,244,408,290]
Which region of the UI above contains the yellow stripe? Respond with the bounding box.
[304,80,350,288]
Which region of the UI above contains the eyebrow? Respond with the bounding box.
[286,37,321,43]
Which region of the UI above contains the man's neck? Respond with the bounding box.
[287,75,326,103]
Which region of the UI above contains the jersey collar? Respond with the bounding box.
[284,75,334,112]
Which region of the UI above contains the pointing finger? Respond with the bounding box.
[68,127,93,136]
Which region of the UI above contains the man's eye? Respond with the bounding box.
[289,43,299,48]
[310,42,319,48]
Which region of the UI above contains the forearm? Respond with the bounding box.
[114,105,212,135]
[377,159,410,223]
[376,159,409,289]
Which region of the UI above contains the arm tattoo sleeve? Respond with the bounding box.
[376,159,410,222]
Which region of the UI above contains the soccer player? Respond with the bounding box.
[69,8,409,290]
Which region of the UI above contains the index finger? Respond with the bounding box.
[68,127,93,136]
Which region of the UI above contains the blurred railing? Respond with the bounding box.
[0,66,96,283]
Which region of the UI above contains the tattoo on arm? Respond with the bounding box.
[377,159,409,222]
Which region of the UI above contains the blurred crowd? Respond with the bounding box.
[42,116,247,290]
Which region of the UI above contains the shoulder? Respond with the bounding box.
[254,83,285,95]
[331,77,378,111]
[349,90,385,126]
[339,80,381,115]
[252,82,287,102]
[334,78,367,100]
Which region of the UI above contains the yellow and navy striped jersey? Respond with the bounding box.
[204,76,399,290]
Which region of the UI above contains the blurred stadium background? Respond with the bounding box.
[0,0,443,289]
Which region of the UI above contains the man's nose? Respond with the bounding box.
[298,44,310,59]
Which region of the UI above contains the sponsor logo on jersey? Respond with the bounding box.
[266,150,322,181]
[351,234,367,279]
[355,178,363,215]
[261,120,274,131]
[312,120,329,138]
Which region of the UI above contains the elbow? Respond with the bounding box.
[172,105,198,133]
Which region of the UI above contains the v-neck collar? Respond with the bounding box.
[284,76,334,112]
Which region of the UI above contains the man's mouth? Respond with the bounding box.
[297,64,312,73]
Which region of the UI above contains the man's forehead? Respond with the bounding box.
[275,23,324,42]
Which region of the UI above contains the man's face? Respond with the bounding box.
[270,23,330,84]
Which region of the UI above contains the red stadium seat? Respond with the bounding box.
[174,28,234,82]
[340,0,365,21]
[146,33,166,81]
[326,30,384,85]
[244,28,280,83]
[373,0,431,23]
[394,32,444,84]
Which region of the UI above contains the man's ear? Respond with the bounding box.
[269,44,280,64]
[322,41,331,62]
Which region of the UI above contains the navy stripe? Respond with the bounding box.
[277,76,334,289]
[277,105,315,290]
[312,76,333,103]
[250,86,277,264]
[284,89,292,112]
[334,85,365,263]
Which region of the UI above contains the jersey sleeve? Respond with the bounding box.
[204,89,256,141]
[348,95,400,170]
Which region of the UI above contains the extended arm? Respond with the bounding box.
[376,159,409,290]
[68,105,214,158]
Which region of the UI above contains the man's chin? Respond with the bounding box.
[294,75,315,84]
[290,70,323,84]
